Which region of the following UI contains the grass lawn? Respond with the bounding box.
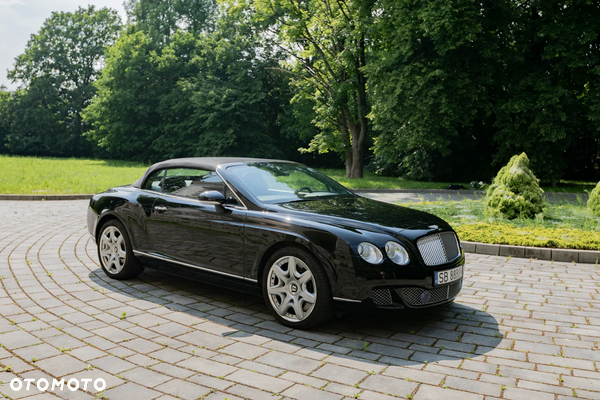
[405,199,600,250]
[0,155,147,195]
[0,154,596,196]
[0,155,469,194]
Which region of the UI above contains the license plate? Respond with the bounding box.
[434,265,463,286]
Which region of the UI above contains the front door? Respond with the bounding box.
[148,168,246,278]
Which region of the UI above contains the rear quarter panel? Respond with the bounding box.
[88,187,156,251]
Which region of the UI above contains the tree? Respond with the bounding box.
[6,6,121,157]
[368,0,511,181]
[493,0,600,183]
[84,24,298,162]
[83,30,166,160]
[368,0,600,183]
[0,87,10,153]
[228,0,373,177]
[124,0,216,43]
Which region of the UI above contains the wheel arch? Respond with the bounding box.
[255,241,338,292]
[95,213,127,243]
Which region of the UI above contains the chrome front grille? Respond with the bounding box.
[417,232,460,266]
[372,288,393,306]
[399,280,462,306]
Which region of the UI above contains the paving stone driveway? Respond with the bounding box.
[0,200,598,400]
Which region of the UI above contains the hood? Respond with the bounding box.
[267,195,452,236]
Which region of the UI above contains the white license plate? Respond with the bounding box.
[434,265,463,286]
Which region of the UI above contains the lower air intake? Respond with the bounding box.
[372,288,393,306]
[399,280,462,306]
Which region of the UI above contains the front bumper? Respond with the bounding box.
[333,278,462,311]
[331,251,465,310]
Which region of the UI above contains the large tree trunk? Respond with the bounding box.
[346,35,369,179]
[339,121,353,177]
[350,124,365,178]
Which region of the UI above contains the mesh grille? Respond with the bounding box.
[399,280,462,306]
[417,232,460,266]
[372,288,393,306]
[449,279,462,298]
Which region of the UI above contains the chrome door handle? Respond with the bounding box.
[154,205,168,213]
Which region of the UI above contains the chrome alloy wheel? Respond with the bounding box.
[267,256,317,322]
[99,226,127,274]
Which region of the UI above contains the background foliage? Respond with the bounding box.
[1,0,600,182]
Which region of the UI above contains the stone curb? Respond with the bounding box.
[0,194,93,200]
[462,240,600,264]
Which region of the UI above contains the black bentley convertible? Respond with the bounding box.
[88,158,464,328]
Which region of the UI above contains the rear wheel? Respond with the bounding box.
[262,247,334,329]
[97,220,144,280]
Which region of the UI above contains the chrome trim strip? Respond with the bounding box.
[333,297,362,303]
[133,250,257,283]
[214,168,248,210]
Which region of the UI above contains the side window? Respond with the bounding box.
[163,169,240,204]
[142,170,165,192]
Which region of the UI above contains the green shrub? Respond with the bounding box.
[455,222,600,250]
[485,153,545,219]
[588,182,600,217]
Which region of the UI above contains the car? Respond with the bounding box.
[87,157,464,328]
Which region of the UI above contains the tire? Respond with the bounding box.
[97,219,144,280]
[262,247,334,329]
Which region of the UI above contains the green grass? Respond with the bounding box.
[541,180,597,193]
[0,155,596,195]
[0,155,147,195]
[405,198,600,250]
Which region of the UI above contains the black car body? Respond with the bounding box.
[88,157,464,328]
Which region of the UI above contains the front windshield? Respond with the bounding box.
[227,162,354,204]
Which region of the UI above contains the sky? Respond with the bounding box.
[0,0,128,90]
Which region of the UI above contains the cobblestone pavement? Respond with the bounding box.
[0,200,599,400]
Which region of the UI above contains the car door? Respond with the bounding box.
[147,168,247,278]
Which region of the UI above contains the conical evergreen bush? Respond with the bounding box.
[485,153,545,219]
[587,182,600,217]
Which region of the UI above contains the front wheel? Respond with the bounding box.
[97,220,144,280]
[262,247,334,329]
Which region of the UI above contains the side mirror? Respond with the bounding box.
[198,190,226,206]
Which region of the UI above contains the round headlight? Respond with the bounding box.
[357,242,383,264]
[385,241,410,265]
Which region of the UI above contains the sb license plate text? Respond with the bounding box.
[434,266,462,286]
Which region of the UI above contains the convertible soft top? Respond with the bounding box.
[131,157,288,188]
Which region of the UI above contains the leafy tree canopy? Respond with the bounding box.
[5,6,122,157]
[227,0,374,177]
[125,0,217,43]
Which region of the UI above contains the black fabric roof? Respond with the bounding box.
[131,157,289,188]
